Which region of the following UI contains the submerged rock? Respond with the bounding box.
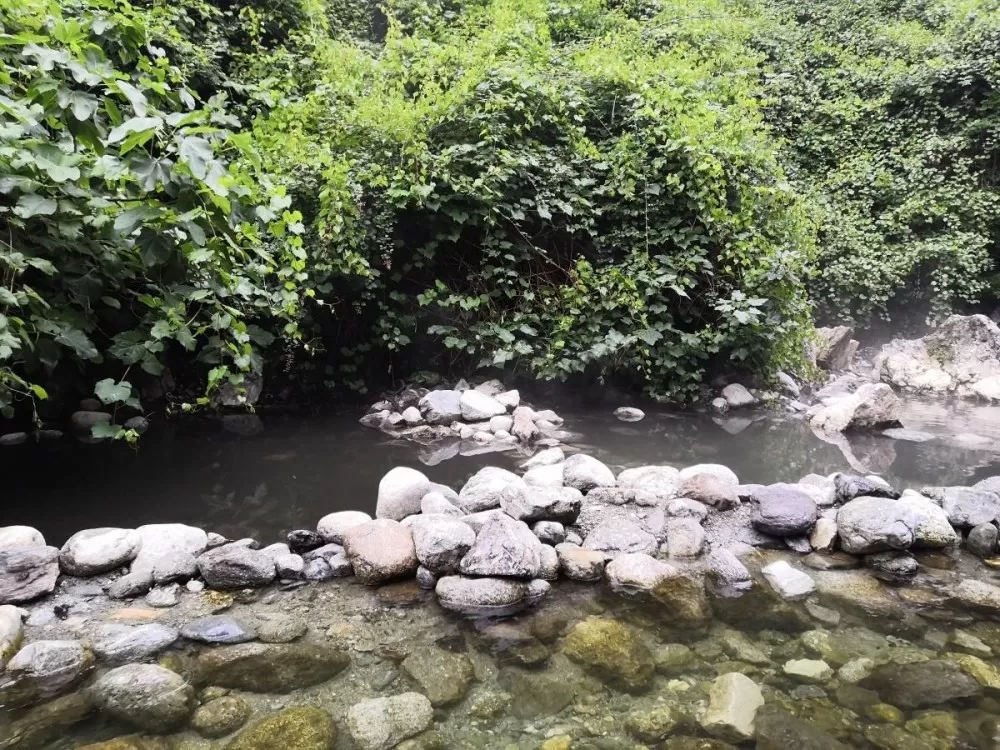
[180,615,257,645]
[6,639,93,699]
[194,643,349,693]
[226,706,335,750]
[401,646,475,706]
[345,693,433,750]
[561,616,654,692]
[91,623,179,665]
[191,695,252,739]
[89,664,195,733]
[754,705,847,749]
[762,560,815,600]
[614,406,645,422]
[700,672,764,743]
[861,660,982,708]
[435,575,548,617]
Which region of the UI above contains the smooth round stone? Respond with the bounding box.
[180,616,257,645]
[59,528,142,576]
[614,407,645,422]
[191,695,252,739]
[255,614,307,644]
[88,664,195,732]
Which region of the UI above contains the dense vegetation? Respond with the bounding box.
[2,0,999,428]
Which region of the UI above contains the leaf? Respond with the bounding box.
[91,423,122,440]
[57,88,99,121]
[137,229,173,267]
[13,194,57,218]
[114,205,162,234]
[131,156,173,190]
[94,377,132,405]
[178,136,214,180]
[56,327,98,360]
[635,328,663,345]
[29,383,48,400]
[105,116,162,145]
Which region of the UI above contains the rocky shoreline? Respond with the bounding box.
[3,446,1000,748]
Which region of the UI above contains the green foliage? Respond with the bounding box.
[753,0,1000,324]
[0,0,310,419]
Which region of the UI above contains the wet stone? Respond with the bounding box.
[181,615,257,645]
[401,646,475,706]
[967,523,999,558]
[194,642,350,693]
[191,695,252,739]
[754,705,848,750]
[500,664,577,719]
[862,659,983,708]
[345,692,433,750]
[802,552,861,571]
[226,706,336,750]
[255,613,307,643]
[560,616,653,693]
[88,664,195,733]
[700,672,764,743]
[91,623,179,665]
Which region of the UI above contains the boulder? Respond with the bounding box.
[226,706,335,750]
[836,497,914,554]
[59,528,142,576]
[967,523,998,558]
[866,551,918,583]
[407,514,475,574]
[0,545,59,604]
[434,575,548,617]
[194,643,349,692]
[458,466,527,513]
[679,463,739,485]
[816,326,857,371]
[618,465,680,497]
[751,485,818,537]
[197,545,276,589]
[190,695,252,739]
[522,463,564,487]
[605,553,678,595]
[834,474,899,503]
[511,406,539,442]
[0,526,45,550]
[419,389,463,425]
[375,467,431,521]
[420,491,463,517]
[343,519,418,585]
[460,390,506,420]
[401,647,475,706]
[561,617,653,692]
[345,693,433,750]
[563,454,616,492]
[862,660,982,708]
[495,389,520,409]
[895,491,959,548]
[951,579,1000,615]
[921,486,1000,528]
[522,447,565,468]
[665,518,705,558]
[317,510,372,544]
[678,473,738,509]
[808,383,902,433]
[583,517,657,557]
[700,672,764,743]
[721,383,756,409]
[502,485,581,524]
[91,623,179,665]
[762,560,815,600]
[89,664,195,733]
[287,530,324,554]
[555,544,606,581]
[532,521,565,544]
[110,524,209,598]
[7,639,93,697]
[0,604,24,667]
[459,513,541,578]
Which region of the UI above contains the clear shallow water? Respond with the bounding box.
[4,397,1000,545]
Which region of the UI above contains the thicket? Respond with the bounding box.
[3,0,1000,429]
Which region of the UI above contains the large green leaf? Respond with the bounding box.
[13,194,57,218]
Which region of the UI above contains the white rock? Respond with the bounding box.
[0,526,45,551]
[521,447,565,468]
[721,384,757,409]
[459,513,542,578]
[494,390,520,410]
[523,463,564,487]
[762,560,815,600]
[701,672,764,742]
[679,464,739,486]
[783,658,834,683]
[376,467,431,520]
[489,415,514,433]
[617,465,680,497]
[458,467,527,513]
[346,692,435,750]
[460,390,507,421]
[59,528,142,576]
[502,486,581,524]
[318,510,374,543]
[343,519,418,585]
[420,492,463,517]
[614,407,645,422]
[408,514,476,574]
[401,406,422,425]
[809,517,838,553]
[665,518,705,558]
[555,544,606,581]
[605,553,678,594]
[563,454,616,492]
[0,604,23,666]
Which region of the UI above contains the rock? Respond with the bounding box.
[751,485,818,537]
[895,491,959,548]
[316,510,372,544]
[226,706,335,750]
[434,575,548,617]
[522,447,565,468]
[952,578,1000,614]
[721,383,756,408]
[190,695,251,739]
[375,467,431,521]
[89,664,195,733]
[678,473,738,509]
[0,692,92,749]
[197,545,275,589]
[667,498,710,520]
[536,544,559,580]
[194,643,349,692]
[343,519,417,585]
[561,616,653,692]
[418,492,461,517]
[922,486,1000,528]
[583,516,657,557]
[495,389,520,409]
[625,705,681,742]
[407,514,475,574]
[862,660,982,708]
[144,583,180,608]
[275,553,304,579]
[460,390,506,420]
[816,326,857,370]
[511,406,539,442]
[181,615,257,645]
[286,530,324,554]
[522,463,564,487]
[418,390,463,425]
[783,658,834,683]
[836,497,914,554]
[59,528,141,576]
[503,485,581,524]
[555,544,606,581]
[0,431,27,445]
[7,640,93,697]
[0,545,60,604]
[835,474,900,503]
[150,551,197,584]
[810,518,838,552]
[459,466,527,513]
[705,549,752,594]
[111,524,209,598]
[400,406,422,425]
[489,414,513,433]
[754,706,847,749]
[665,518,705,558]
[345,693,433,750]
[458,512,541,578]
[0,604,24,667]
[415,565,437,589]
[679,463,740,485]
[650,573,711,626]
[967,523,998,558]
[948,651,1000,690]
[866,551,918,583]
[619,465,681,497]
[604,553,678,595]
[700,672,764,743]
[401,646,474,706]
[255,614,307,643]
[562,454,616,492]
[91,623,178,665]
[808,383,902,433]
[70,410,111,431]
[614,407,645,422]
[762,560,815,600]
[532,521,565,544]
[0,526,45,550]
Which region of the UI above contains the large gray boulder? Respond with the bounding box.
[59,527,142,576]
[894,491,959,548]
[419,389,463,425]
[343,519,418,584]
[435,575,549,617]
[815,326,857,371]
[0,545,59,604]
[459,513,542,578]
[458,467,528,513]
[751,485,818,537]
[7,640,93,697]
[563,454,616,492]
[91,623,179,665]
[604,553,678,595]
[110,524,209,598]
[808,383,902,433]
[194,642,350,693]
[584,517,657,557]
[836,497,914,554]
[617,465,680,497]
[405,514,476,574]
[89,664,195,732]
[345,692,434,750]
[0,604,23,667]
[375,466,431,521]
[721,383,757,409]
[460,390,506,420]
[197,544,276,589]
[921,486,1000,528]
[502,485,582,524]
[0,526,45,550]
[317,510,372,543]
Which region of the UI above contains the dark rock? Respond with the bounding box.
[861,660,983,708]
[401,647,475,706]
[751,485,818,537]
[755,705,848,749]
[194,643,350,693]
[835,474,899,503]
[802,552,861,571]
[865,551,918,583]
[967,523,999,558]
[286,530,324,554]
[196,545,275,589]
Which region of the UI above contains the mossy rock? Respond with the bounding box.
[76,737,172,750]
[650,575,711,627]
[191,695,252,738]
[195,643,349,693]
[225,706,335,750]
[625,705,685,742]
[560,616,653,693]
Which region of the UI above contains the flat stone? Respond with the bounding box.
[91,623,178,665]
[434,575,548,617]
[862,660,982,708]
[194,642,350,693]
[343,519,417,585]
[181,615,257,645]
[700,672,764,742]
[401,646,475,706]
[783,658,834,683]
[345,693,433,750]
[196,545,275,589]
[762,560,815,600]
[583,516,657,557]
[0,546,60,604]
[59,528,141,576]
